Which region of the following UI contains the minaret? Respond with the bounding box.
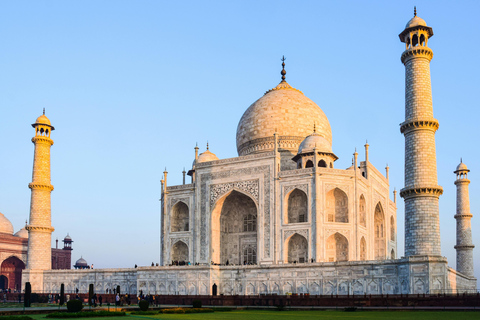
[24,110,55,289]
[399,9,443,256]
[454,161,474,277]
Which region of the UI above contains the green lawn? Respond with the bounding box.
[24,310,480,320]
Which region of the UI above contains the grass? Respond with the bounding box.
[19,310,480,320]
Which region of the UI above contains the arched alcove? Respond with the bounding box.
[211,190,257,265]
[287,189,307,223]
[305,160,314,168]
[171,241,188,262]
[391,249,395,259]
[374,203,386,260]
[390,216,395,241]
[326,188,348,223]
[360,237,366,261]
[318,159,327,167]
[326,233,348,262]
[359,195,366,227]
[287,233,308,263]
[171,201,189,232]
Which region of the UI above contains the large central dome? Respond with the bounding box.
[236,80,332,157]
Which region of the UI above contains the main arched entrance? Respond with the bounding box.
[211,190,258,265]
[0,256,25,291]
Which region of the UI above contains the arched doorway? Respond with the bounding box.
[0,256,25,291]
[0,275,8,291]
[171,201,189,232]
[326,233,348,262]
[326,188,348,222]
[171,241,188,263]
[286,189,307,223]
[287,233,308,263]
[211,190,258,265]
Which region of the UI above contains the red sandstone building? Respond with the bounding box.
[0,213,73,291]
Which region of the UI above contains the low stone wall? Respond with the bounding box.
[39,256,476,295]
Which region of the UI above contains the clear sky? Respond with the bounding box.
[1,1,479,283]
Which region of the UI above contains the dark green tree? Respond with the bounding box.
[60,283,65,306]
[88,283,94,306]
[24,282,31,307]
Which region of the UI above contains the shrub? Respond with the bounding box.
[138,299,149,311]
[67,299,84,313]
[192,299,202,308]
[1,317,34,320]
[31,293,49,303]
[344,307,357,312]
[46,311,126,318]
[60,283,65,306]
[88,284,94,306]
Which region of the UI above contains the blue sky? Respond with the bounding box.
[1,1,479,283]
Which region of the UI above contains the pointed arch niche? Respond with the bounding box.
[285,233,308,263]
[171,241,188,262]
[171,201,189,232]
[286,188,308,224]
[374,203,386,260]
[211,190,258,265]
[359,195,366,227]
[390,216,395,241]
[360,237,367,261]
[326,233,348,262]
[326,188,348,223]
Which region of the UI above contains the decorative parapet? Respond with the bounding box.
[400,118,439,134]
[279,168,314,178]
[26,225,55,232]
[196,151,275,168]
[166,184,194,191]
[400,185,443,199]
[28,183,54,191]
[401,47,433,64]
[31,136,54,145]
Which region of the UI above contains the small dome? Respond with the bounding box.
[405,15,427,29]
[64,234,72,241]
[0,212,14,235]
[14,227,28,238]
[196,149,219,164]
[456,162,469,172]
[35,114,51,126]
[75,257,88,267]
[298,132,332,154]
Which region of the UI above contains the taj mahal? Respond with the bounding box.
[1,10,475,295]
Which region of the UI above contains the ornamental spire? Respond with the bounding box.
[281,56,286,82]
[414,6,416,17]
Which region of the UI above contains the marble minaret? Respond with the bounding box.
[454,161,474,277]
[399,9,443,256]
[23,110,55,291]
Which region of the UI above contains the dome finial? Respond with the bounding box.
[207,141,209,150]
[43,108,45,115]
[414,6,417,17]
[461,157,463,163]
[313,122,316,133]
[281,56,286,82]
